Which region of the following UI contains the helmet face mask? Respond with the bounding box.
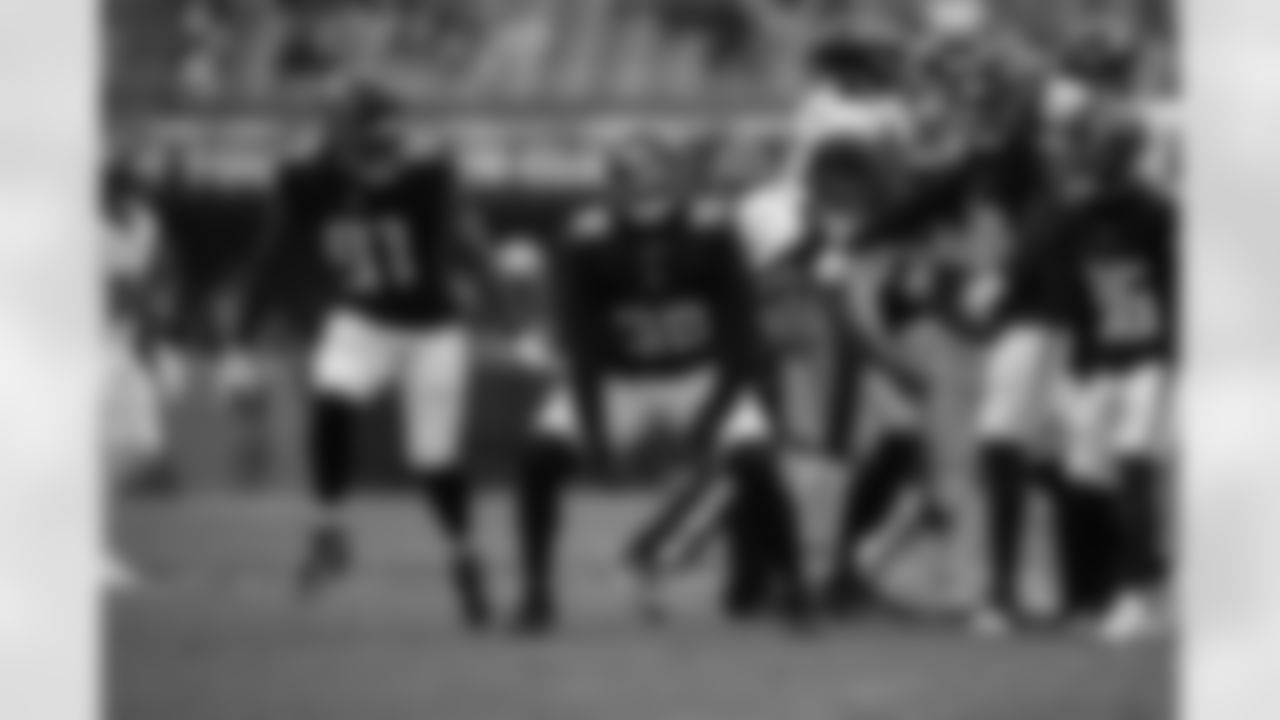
[609,136,684,217]
[325,85,404,177]
[806,139,885,217]
[1045,99,1141,198]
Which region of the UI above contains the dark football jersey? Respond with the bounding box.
[273,153,465,326]
[560,204,753,377]
[1045,185,1178,370]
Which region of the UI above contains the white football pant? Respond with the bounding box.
[312,310,472,468]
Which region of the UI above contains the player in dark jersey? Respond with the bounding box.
[1049,156,1178,642]
[810,153,980,616]
[509,138,803,632]
[232,86,494,626]
[734,137,948,617]
[935,84,1084,636]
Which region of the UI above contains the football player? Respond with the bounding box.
[508,138,803,632]
[735,124,947,604]
[231,85,494,626]
[1046,103,1177,642]
[813,154,981,616]
[927,61,1082,636]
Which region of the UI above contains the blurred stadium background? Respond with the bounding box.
[106,1,1176,718]
[103,0,1179,479]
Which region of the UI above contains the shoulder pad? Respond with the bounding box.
[566,206,613,243]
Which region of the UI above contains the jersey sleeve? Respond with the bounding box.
[266,163,317,250]
[551,211,609,363]
[1141,193,1179,315]
[237,163,320,326]
[704,231,765,373]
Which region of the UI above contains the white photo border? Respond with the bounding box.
[0,0,99,719]
[0,0,1276,718]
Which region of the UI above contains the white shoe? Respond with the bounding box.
[970,607,1013,638]
[1097,594,1154,644]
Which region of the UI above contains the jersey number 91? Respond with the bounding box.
[326,216,418,294]
[1089,261,1160,344]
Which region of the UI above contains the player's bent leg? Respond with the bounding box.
[298,312,397,596]
[972,326,1057,630]
[825,430,925,614]
[1054,372,1127,628]
[404,326,492,628]
[724,440,813,628]
[510,387,581,632]
[615,372,717,573]
[513,432,578,633]
[1114,363,1173,589]
[719,399,812,627]
[708,397,773,617]
[1105,362,1175,639]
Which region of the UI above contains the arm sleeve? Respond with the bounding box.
[236,169,307,335]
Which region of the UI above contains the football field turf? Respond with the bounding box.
[110,492,1172,720]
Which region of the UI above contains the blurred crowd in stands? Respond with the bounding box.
[110,0,1175,108]
[104,0,1179,351]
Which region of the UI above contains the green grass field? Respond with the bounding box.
[108,325,1173,720]
[110,490,1171,720]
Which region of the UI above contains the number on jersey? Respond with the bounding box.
[325,217,417,293]
[616,302,712,359]
[1088,260,1161,344]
